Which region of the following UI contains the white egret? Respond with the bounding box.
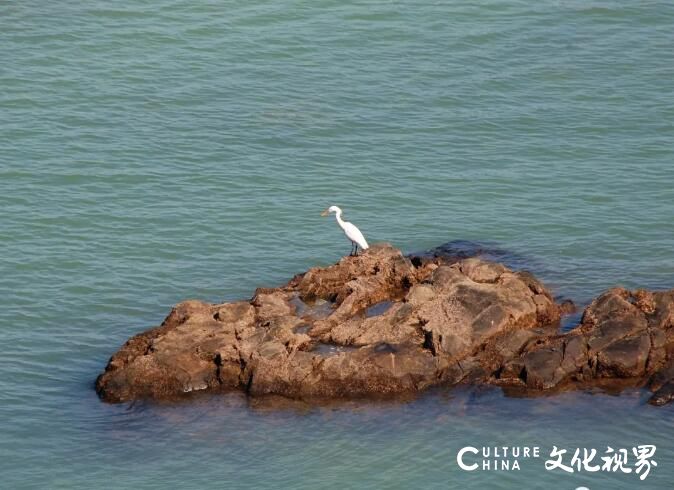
[321,205,369,256]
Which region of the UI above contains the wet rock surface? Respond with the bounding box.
[96,244,674,406]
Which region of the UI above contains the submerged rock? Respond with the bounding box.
[96,244,674,406]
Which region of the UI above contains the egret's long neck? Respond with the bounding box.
[334,209,346,229]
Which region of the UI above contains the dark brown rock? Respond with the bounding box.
[96,244,674,407]
[502,287,674,402]
[649,382,674,406]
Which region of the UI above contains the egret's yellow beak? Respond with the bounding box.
[320,209,329,217]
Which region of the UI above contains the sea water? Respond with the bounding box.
[1,1,673,488]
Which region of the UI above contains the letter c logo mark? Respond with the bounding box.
[457,446,479,471]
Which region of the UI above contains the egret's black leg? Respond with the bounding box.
[349,242,355,256]
[354,244,359,256]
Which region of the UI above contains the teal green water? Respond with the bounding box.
[1,1,673,488]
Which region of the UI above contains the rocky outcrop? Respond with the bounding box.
[96,244,674,406]
[499,288,674,400]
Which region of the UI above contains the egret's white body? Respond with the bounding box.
[321,205,369,256]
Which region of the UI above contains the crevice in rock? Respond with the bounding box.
[645,327,656,373]
[214,353,223,385]
[423,331,436,356]
[245,373,254,394]
[520,366,528,384]
[143,341,155,356]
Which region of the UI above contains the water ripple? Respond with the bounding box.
[1,0,674,488]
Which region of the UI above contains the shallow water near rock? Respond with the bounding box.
[2,0,674,488]
[290,295,335,320]
[561,311,584,332]
[293,324,312,335]
[365,300,395,318]
[313,342,361,356]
